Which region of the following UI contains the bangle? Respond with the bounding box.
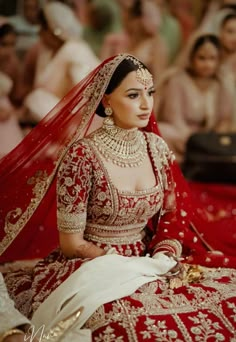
[105,247,118,255]
[153,239,182,258]
[0,328,24,342]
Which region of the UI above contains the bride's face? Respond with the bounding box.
[104,71,155,130]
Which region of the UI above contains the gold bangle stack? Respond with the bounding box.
[0,328,24,342]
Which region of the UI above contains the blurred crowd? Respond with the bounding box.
[1,0,236,164]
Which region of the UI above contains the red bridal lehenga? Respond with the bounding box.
[0,54,235,341]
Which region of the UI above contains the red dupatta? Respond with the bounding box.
[0,54,123,262]
[145,117,236,268]
[0,54,235,268]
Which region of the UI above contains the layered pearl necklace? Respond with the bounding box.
[92,117,147,168]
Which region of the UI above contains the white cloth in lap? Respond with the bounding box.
[32,253,176,340]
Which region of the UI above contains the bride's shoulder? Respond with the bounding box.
[145,131,168,148]
[144,132,175,162]
[62,138,94,162]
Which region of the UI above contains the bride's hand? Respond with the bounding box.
[152,251,184,280]
[163,252,185,280]
[153,251,184,280]
[157,252,186,289]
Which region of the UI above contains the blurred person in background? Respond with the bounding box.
[81,0,122,58]
[217,12,236,126]
[154,0,182,64]
[200,9,236,126]
[0,20,24,158]
[167,0,196,45]
[21,1,99,126]
[101,0,169,108]
[156,33,233,164]
[9,0,42,59]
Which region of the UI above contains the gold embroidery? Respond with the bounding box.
[56,135,166,243]
[0,170,50,255]
[57,141,93,233]
[39,307,83,342]
[57,211,86,233]
[84,232,143,245]
[85,268,236,340]
[85,222,145,235]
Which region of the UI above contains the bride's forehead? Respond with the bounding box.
[115,70,153,89]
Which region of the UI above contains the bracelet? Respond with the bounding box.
[105,247,118,255]
[0,328,24,342]
[153,239,182,258]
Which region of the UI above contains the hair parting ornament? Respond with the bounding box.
[126,55,153,88]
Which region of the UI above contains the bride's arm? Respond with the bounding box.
[59,231,105,259]
[57,141,107,259]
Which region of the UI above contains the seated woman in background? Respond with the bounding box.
[218,11,236,125]
[0,21,23,107]
[100,0,169,88]
[0,54,235,341]
[199,9,236,127]
[156,32,234,164]
[0,21,24,158]
[8,0,41,59]
[167,0,196,45]
[81,0,122,58]
[21,1,99,125]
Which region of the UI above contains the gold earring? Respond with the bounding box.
[105,107,113,116]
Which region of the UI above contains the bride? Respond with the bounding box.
[0,54,235,341]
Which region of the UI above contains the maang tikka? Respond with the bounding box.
[126,55,153,89]
[136,68,153,89]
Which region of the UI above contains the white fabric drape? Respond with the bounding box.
[32,253,176,341]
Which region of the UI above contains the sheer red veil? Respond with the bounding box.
[0,54,235,268]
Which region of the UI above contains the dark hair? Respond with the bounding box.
[96,57,148,117]
[221,12,236,28]
[189,34,221,62]
[0,23,16,39]
[86,0,117,30]
[38,8,49,30]
[129,0,142,18]
[221,5,236,11]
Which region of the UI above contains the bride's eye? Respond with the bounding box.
[148,89,156,96]
[128,93,139,99]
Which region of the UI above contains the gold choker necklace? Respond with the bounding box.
[92,117,147,167]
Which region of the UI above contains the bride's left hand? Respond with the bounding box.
[162,252,185,280]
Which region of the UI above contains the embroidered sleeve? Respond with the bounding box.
[57,140,93,234]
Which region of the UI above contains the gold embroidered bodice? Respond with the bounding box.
[57,132,174,244]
